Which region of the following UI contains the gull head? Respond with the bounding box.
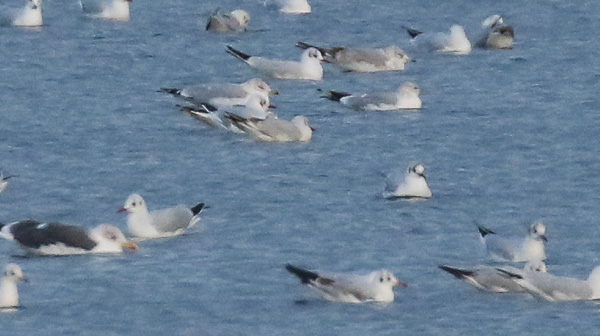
[373,270,407,289]
[409,164,426,176]
[524,260,547,273]
[529,221,547,242]
[3,264,26,283]
[247,78,278,96]
[90,224,139,251]
[118,193,148,214]
[304,47,324,62]
[231,9,251,26]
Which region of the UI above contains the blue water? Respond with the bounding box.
[1,0,600,334]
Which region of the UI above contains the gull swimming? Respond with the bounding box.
[160,78,278,108]
[180,94,276,132]
[404,24,472,55]
[498,265,600,302]
[439,260,547,293]
[477,221,547,262]
[474,15,514,49]
[319,82,422,111]
[0,220,139,255]
[383,164,432,199]
[226,114,313,142]
[206,9,250,33]
[226,45,325,81]
[118,194,205,239]
[79,0,132,22]
[0,264,26,308]
[277,0,311,14]
[285,264,406,303]
[296,42,411,73]
[0,0,42,27]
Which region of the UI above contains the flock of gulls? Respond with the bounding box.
[0,0,598,310]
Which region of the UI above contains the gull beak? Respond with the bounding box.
[270,90,279,96]
[122,241,139,251]
[395,280,408,288]
[540,235,548,242]
[20,276,29,283]
[269,104,277,109]
[310,126,316,132]
[117,207,128,214]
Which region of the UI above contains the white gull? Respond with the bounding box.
[404,24,472,55]
[0,264,26,308]
[0,0,42,27]
[383,164,432,199]
[79,0,132,22]
[320,82,422,111]
[226,114,313,142]
[477,221,547,262]
[206,9,250,33]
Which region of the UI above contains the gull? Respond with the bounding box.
[226,114,314,142]
[439,260,547,293]
[79,0,132,22]
[0,172,15,195]
[474,15,514,49]
[319,82,422,111]
[477,221,547,262]
[382,164,432,199]
[180,95,277,133]
[0,220,139,255]
[498,265,600,302]
[206,9,250,33]
[226,45,325,81]
[404,24,472,55]
[160,78,278,108]
[0,0,43,27]
[285,264,406,303]
[277,0,311,14]
[296,42,411,73]
[118,194,205,239]
[0,264,26,308]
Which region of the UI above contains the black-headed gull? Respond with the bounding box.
[382,164,432,199]
[0,171,14,195]
[181,95,276,133]
[477,222,547,262]
[160,78,278,108]
[226,114,313,142]
[404,24,472,55]
[0,220,139,255]
[277,0,311,14]
[118,194,205,239]
[296,42,411,73]
[0,264,26,308]
[0,0,42,27]
[79,0,132,22]
[498,265,600,301]
[206,9,250,33]
[226,45,325,81]
[439,260,547,293]
[319,82,422,111]
[474,15,514,49]
[286,264,406,303]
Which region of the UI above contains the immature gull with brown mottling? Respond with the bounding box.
[285,264,406,303]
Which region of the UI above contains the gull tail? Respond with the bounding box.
[402,26,423,38]
[190,203,206,216]
[226,45,252,62]
[286,264,320,284]
[317,89,351,102]
[439,265,474,279]
[474,221,495,238]
[160,88,183,96]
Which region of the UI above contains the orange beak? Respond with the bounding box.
[122,241,139,251]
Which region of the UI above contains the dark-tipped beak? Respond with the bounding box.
[540,235,548,242]
[396,280,408,287]
[269,104,277,109]
[117,208,128,214]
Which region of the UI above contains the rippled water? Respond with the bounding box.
[1,0,600,335]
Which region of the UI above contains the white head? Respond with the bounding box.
[245,78,278,96]
[524,260,547,273]
[119,193,148,214]
[409,164,426,176]
[302,47,324,63]
[89,224,139,252]
[399,82,421,97]
[529,222,547,242]
[246,95,271,111]
[369,270,406,301]
[28,0,42,10]
[231,9,251,26]
[3,264,25,283]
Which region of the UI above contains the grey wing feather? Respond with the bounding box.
[150,207,193,233]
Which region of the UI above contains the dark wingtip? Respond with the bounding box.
[403,26,423,38]
[285,264,319,284]
[160,88,181,95]
[439,265,472,279]
[226,45,251,61]
[474,221,495,237]
[190,203,205,216]
[319,90,351,102]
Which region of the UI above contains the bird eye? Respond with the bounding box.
[132,202,136,206]
[387,277,391,281]
[379,277,384,283]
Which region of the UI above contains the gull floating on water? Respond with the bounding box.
[498,265,600,302]
[226,114,313,142]
[474,15,514,49]
[439,260,547,293]
[206,9,250,33]
[79,0,132,22]
[382,164,432,199]
[227,45,325,81]
[0,0,42,27]
[277,0,311,14]
[119,194,205,239]
[404,24,472,55]
[181,95,276,133]
[0,264,26,308]
[285,264,406,303]
[319,82,422,111]
[477,221,547,262]
[160,78,278,108]
[296,42,411,73]
[0,220,138,255]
